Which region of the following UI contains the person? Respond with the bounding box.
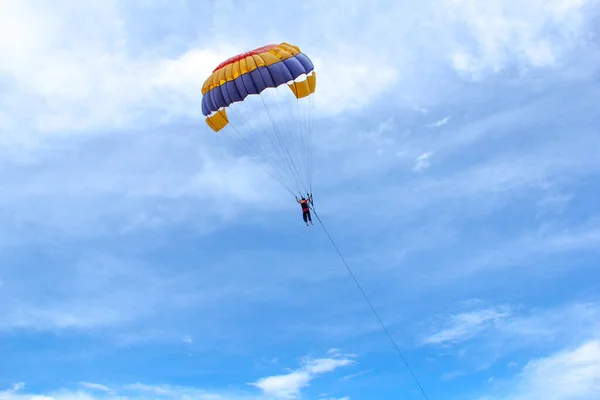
[296,193,313,226]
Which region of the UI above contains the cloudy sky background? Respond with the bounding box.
[1,0,600,399]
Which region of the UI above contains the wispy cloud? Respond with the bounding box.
[78,382,112,393]
[358,117,396,154]
[339,369,371,382]
[427,115,451,128]
[413,152,433,171]
[422,305,514,345]
[435,221,600,283]
[421,301,600,374]
[441,370,466,382]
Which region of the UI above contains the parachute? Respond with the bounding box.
[201,42,316,197]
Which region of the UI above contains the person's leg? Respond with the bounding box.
[308,211,313,224]
[303,212,308,225]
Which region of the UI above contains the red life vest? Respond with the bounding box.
[300,199,309,212]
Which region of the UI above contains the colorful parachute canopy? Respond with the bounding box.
[201,42,317,197]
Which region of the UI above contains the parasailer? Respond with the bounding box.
[201,42,317,222]
[296,193,313,226]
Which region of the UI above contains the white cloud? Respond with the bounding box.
[251,351,354,399]
[182,335,193,344]
[442,0,593,79]
[422,305,514,345]
[413,152,433,171]
[311,46,398,115]
[251,371,311,399]
[10,383,25,392]
[481,340,600,400]
[0,1,238,134]
[356,117,396,155]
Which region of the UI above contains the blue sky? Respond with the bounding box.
[1,0,600,399]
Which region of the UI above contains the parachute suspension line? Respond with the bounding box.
[221,103,296,195]
[271,86,306,193]
[225,117,297,196]
[259,94,307,196]
[279,85,309,194]
[251,94,295,193]
[232,97,298,193]
[233,100,284,175]
[264,69,310,197]
[249,71,304,195]
[274,84,310,196]
[299,77,315,195]
[225,106,283,183]
[311,209,431,400]
[272,87,310,196]
[307,93,314,195]
[261,70,307,196]
[295,92,310,197]
[227,86,305,197]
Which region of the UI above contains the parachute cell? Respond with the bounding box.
[202,42,317,197]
